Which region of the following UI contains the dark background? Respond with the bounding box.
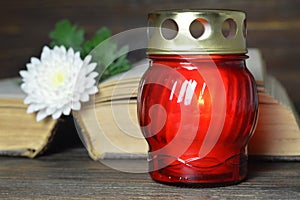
[1,0,300,113]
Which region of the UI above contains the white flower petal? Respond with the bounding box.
[84,55,92,64]
[53,46,60,52]
[20,83,26,91]
[26,65,34,73]
[24,96,32,104]
[72,93,80,101]
[71,101,81,110]
[60,46,66,54]
[41,46,51,61]
[35,104,47,111]
[88,72,99,79]
[30,57,40,65]
[46,106,56,115]
[63,106,71,115]
[52,110,62,119]
[68,48,74,57]
[86,63,97,74]
[19,70,28,78]
[85,78,96,88]
[80,93,89,102]
[43,46,50,53]
[75,52,80,58]
[27,104,36,113]
[87,86,98,94]
[36,110,48,122]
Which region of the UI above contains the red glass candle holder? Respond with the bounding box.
[137,10,258,187]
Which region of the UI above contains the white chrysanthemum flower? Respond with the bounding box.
[20,46,99,122]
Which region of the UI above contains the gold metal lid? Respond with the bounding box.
[147,9,247,54]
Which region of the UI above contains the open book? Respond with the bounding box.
[0,78,59,157]
[247,50,300,159]
[73,48,300,160]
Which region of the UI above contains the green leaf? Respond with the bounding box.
[100,54,132,81]
[49,19,84,51]
[82,27,111,57]
[90,41,132,81]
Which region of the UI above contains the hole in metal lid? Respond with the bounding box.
[222,18,237,39]
[189,18,211,40]
[161,18,178,40]
[190,19,205,39]
[243,19,247,38]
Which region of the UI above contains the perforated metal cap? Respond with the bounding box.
[147,9,247,54]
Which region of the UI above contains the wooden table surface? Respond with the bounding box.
[0,147,299,199]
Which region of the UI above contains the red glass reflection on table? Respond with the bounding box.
[138,54,258,187]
